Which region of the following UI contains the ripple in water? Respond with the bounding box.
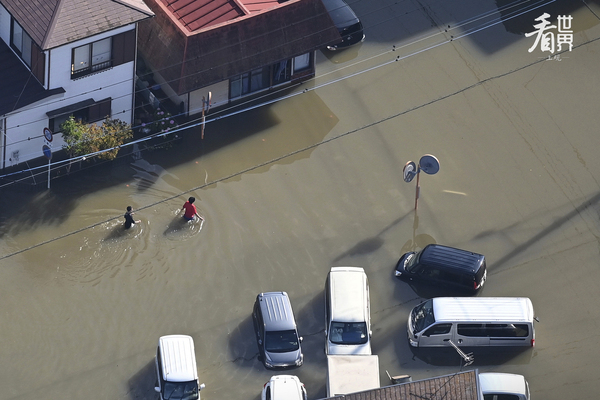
[163,209,204,241]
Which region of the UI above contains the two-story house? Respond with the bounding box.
[0,0,154,170]
[137,0,341,116]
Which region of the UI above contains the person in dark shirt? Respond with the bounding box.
[124,206,141,229]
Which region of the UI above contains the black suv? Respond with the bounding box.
[322,0,365,50]
[395,244,487,293]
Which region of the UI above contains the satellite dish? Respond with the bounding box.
[403,161,417,183]
[419,154,440,175]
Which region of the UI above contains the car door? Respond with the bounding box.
[418,323,452,347]
[455,323,490,346]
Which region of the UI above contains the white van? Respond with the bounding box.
[407,297,535,348]
[154,335,205,400]
[325,266,372,355]
[479,372,530,400]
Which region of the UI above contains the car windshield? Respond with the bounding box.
[265,330,300,353]
[163,381,199,400]
[412,299,435,333]
[405,251,422,272]
[329,321,368,344]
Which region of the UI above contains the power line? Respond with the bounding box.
[3,33,593,260]
[2,0,545,144]
[0,0,560,182]
[1,0,555,166]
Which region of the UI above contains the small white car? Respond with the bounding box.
[479,373,530,400]
[261,375,307,400]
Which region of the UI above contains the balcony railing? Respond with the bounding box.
[71,60,113,79]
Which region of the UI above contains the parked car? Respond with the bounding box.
[479,372,530,400]
[154,335,205,400]
[395,244,487,293]
[407,297,536,348]
[322,0,365,50]
[261,375,307,400]
[324,266,372,355]
[253,292,303,369]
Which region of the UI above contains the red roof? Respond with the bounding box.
[159,0,280,32]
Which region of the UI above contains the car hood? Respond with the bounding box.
[265,349,302,366]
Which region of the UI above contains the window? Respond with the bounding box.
[293,53,310,72]
[11,20,33,67]
[328,322,368,345]
[458,324,529,337]
[49,99,111,132]
[72,38,112,78]
[423,323,452,336]
[230,59,297,99]
[273,60,291,85]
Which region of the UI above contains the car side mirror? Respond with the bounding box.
[154,387,161,393]
[199,383,206,391]
[300,337,303,343]
[324,329,327,335]
[258,339,262,345]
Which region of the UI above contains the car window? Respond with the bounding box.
[329,321,368,344]
[424,323,452,336]
[483,395,520,400]
[265,330,300,352]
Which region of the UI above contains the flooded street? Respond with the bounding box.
[2,0,600,399]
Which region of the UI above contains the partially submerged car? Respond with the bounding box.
[253,292,303,369]
[322,0,365,50]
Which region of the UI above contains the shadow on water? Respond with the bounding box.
[472,190,600,273]
[127,359,158,400]
[396,278,481,299]
[104,221,144,242]
[320,44,363,64]
[163,212,204,241]
[0,89,337,240]
[409,346,534,367]
[227,314,261,370]
[332,211,413,264]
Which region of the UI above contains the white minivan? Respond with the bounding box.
[154,335,205,400]
[325,266,372,355]
[407,297,535,348]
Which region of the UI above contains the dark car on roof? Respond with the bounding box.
[322,0,365,50]
[395,244,487,293]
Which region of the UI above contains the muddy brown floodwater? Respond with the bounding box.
[1,0,600,399]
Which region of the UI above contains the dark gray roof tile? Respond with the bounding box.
[1,0,154,49]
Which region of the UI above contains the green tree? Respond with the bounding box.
[60,116,133,161]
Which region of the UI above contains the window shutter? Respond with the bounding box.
[31,43,45,85]
[112,30,136,67]
[88,98,112,122]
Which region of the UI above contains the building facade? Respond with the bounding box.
[0,0,153,170]
[137,0,340,115]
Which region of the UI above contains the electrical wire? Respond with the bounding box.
[5,27,599,260]
[0,0,560,182]
[1,0,547,145]
[1,0,555,167]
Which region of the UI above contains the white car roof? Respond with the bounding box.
[479,373,528,395]
[433,297,534,322]
[271,375,303,400]
[158,335,198,382]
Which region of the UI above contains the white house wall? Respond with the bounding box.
[2,24,138,169]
